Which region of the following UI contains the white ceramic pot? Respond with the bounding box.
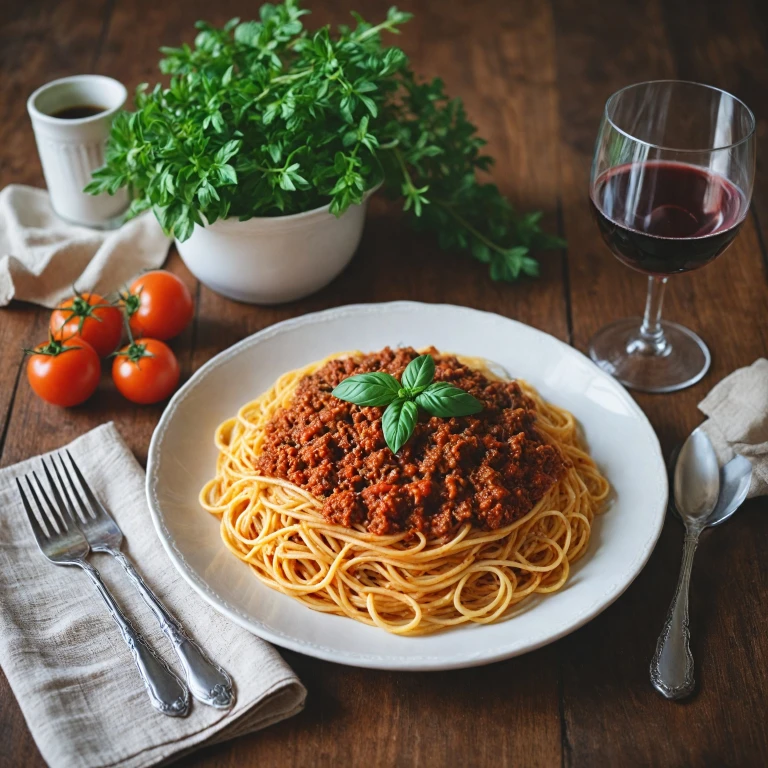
[175,193,375,304]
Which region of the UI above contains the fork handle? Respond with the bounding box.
[79,561,190,717]
[108,549,235,709]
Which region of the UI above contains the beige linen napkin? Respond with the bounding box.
[0,185,170,308]
[699,358,768,497]
[0,423,306,768]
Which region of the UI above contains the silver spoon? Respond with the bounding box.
[650,427,720,700]
[651,449,752,701]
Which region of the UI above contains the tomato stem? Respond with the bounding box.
[113,340,155,364]
[119,288,142,319]
[24,334,83,357]
[55,287,117,334]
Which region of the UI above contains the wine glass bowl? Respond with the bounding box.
[588,80,756,393]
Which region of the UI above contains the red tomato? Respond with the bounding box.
[123,271,194,341]
[26,338,100,407]
[50,292,123,357]
[112,339,180,404]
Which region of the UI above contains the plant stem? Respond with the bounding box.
[392,149,505,256]
[393,147,416,192]
[252,67,315,102]
[270,67,313,85]
[355,21,398,42]
[435,201,507,256]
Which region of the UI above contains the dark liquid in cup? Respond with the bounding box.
[50,104,108,119]
[590,161,747,275]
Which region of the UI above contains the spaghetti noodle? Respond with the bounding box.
[199,350,609,635]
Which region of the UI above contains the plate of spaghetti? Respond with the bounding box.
[147,302,667,670]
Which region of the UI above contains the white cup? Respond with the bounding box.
[27,75,129,228]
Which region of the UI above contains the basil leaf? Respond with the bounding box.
[415,381,483,417]
[332,372,400,407]
[382,398,418,454]
[401,353,435,391]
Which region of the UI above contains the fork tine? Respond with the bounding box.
[16,477,49,543]
[25,471,60,538]
[55,453,92,523]
[65,449,105,520]
[40,456,75,526]
[29,474,61,537]
[27,470,67,533]
[48,455,86,526]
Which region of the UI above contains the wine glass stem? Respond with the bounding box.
[635,275,670,356]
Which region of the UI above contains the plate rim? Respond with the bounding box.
[146,301,668,670]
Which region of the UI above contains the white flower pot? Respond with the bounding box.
[175,193,374,304]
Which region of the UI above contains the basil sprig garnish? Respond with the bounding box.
[332,354,483,454]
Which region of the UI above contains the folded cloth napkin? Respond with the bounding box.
[699,358,768,497]
[0,423,306,768]
[0,185,170,308]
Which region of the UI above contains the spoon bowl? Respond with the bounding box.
[673,427,720,525]
[668,449,752,529]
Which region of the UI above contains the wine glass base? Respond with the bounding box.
[588,317,711,393]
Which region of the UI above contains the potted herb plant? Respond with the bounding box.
[88,1,561,304]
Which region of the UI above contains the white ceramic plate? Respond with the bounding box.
[147,302,667,670]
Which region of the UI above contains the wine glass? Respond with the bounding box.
[588,80,756,392]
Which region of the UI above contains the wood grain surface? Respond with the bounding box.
[1,1,767,766]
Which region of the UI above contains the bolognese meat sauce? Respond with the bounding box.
[255,347,566,537]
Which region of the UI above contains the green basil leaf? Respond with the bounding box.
[416,381,483,417]
[401,354,435,391]
[217,164,238,185]
[332,372,400,407]
[382,398,418,454]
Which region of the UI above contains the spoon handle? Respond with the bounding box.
[650,530,700,699]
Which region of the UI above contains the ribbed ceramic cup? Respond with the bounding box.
[27,75,128,228]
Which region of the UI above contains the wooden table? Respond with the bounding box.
[2,0,768,765]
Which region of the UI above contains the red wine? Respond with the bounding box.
[590,161,747,275]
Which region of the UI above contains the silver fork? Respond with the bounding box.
[16,471,189,717]
[49,451,235,709]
